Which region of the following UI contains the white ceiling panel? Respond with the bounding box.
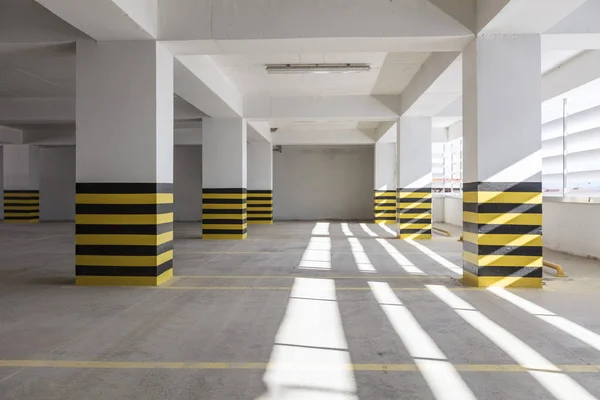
[211,52,429,96]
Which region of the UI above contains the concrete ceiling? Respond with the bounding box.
[211,52,430,96]
[1,0,599,146]
[271,121,381,132]
[0,43,75,98]
[542,49,585,74]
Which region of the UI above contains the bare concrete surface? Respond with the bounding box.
[0,221,600,399]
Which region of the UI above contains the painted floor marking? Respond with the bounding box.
[0,360,599,372]
[176,275,452,279]
[155,286,474,291]
[175,251,463,255]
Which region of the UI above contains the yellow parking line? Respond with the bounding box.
[157,286,473,291]
[176,251,462,255]
[0,360,598,373]
[176,275,451,279]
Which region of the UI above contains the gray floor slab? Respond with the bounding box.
[1,221,600,399]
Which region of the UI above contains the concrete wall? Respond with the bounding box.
[443,197,462,226]
[40,147,76,221]
[438,194,600,260]
[174,146,202,221]
[543,201,600,260]
[274,145,374,221]
[432,197,444,222]
[4,146,203,222]
[374,142,396,191]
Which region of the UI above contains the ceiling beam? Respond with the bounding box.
[34,0,157,40]
[273,129,375,146]
[428,0,476,33]
[543,50,600,101]
[247,121,272,143]
[477,0,588,34]
[0,97,206,125]
[0,98,74,124]
[174,56,243,119]
[0,0,87,44]
[245,95,401,121]
[400,51,461,116]
[0,125,24,144]
[160,0,473,54]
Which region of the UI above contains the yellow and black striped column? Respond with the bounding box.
[397,188,432,239]
[462,182,542,288]
[247,190,273,224]
[4,190,40,223]
[374,190,396,224]
[75,183,174,286]
[202,188,247,239]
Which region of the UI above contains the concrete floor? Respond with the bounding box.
[1,221,600,399]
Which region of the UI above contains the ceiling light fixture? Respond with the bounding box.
[265,63,371,74]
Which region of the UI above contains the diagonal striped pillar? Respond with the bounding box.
[462,182,542,288]
[397,188,432,239]
[4,190,39,223]
[202,188,247,239]
[248,190,273,224]
[374,190,396,224]
[75,183,174,286]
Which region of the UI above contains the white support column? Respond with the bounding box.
[75,41,174,286]
[3,145,40,223]
[202,118,248,239]
[247,141,273,225]
[396,117,433,239]
[373,141,397,224]
[462,34,542,288]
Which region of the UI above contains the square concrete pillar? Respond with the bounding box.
[374,141,397,224]
[396,118,433,239]
[247,141,273,225]
[462,34,542,288]
[75,41,174,286]
[3,145,40,223]
[202,118,248,239]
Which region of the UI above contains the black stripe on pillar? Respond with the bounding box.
[462,181,542,288]
[75,182,174,286]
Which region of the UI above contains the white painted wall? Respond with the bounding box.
[40,147,75,221]
[443,197,462,226]
[438,194,600,260]
[374,142,395,191]
[274,146,374,221]
[432,197,444,222]
[248,141,273,190]
[543,201,600,260]
[432,127,448,142]
[448,121,462,140]
[9,146,203,222]
[4,145,40,190]
[174,146,203,221]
